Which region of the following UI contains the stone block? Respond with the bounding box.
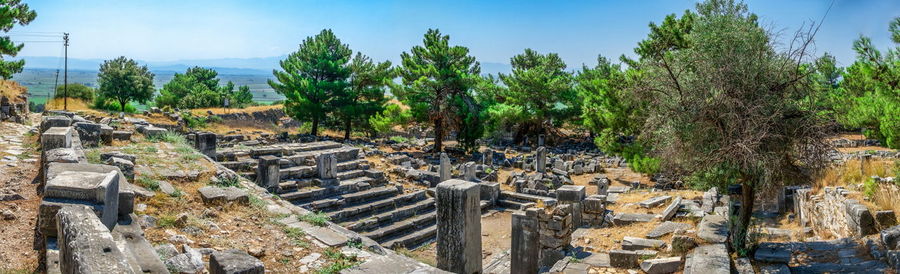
[42,127,73,150]
[609,249,657,268]
[583,195,606,213]
[658,196,682,221]
[511,211,539,274]
[683,244,729,274]
[876,210,897,228]
[646,221,692,238]
[435,179,482,274]
[640,256,682,274]
[439,152,451,182]
[195,132,217,158]
[100,152,136,164]
[100,125,113,145]
[317,153,337,179]
[199,186,249,205]
[535,147,547,173]
[41,116,73,133]
[104,157,134,182]
[622,236,666,250]
[613,213,656,226]
[697,215,728,243]
[143,127,167,138]
[639,195,671,208]
[56,206,132,273]
[112,131,132,141]
[556,185,586,202]
[479,182,500,206]
[754,243,792,263]
[44,170,120,230]
[882,225,900,250]
[256,156,280,190]
[210,249,265,274]
[74,122,102,147]
[760,264,791,274]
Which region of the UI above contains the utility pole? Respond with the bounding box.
[63,33,69,110]
[53,69,59,109]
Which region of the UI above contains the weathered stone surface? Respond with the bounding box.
[210,249,264,274]
[759,264,790,274]
[671,234,697,254]
[683,244,729,274]
[754,242,792,263]
[876,210,897,228]
[256,156,279,190]
[198,186,249,205]
[195,132,217,158]
[110,215,169,273]
[44,170,119,230]
[317,153,338,179]
[74,122,102,147]
[609,249,657,268]
[697,215,728,243]
[639,195,671,208]
[439,152,451,182]
[622,236,666,250]
[734,257,754,274]
[640,256,681,274]
[42,127,73,150]
[100,124,113,145]
[658,196,682,221]
[166,245,204,273]
[435,179,482,274]
[41,116,72,133]
[56,206,132,273]
[612,213,655,226]
[112,131,132,141]
[142,127,168,138]
[535,147,546,173]
[105,157,135,182]
[881,225,900,250]
[479,182,500,206]
[511,211,539,274]
[100,152,136,164]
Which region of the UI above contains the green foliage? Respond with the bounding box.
[155,67,253,109]
[282,226,309,247]
[0,1,36,79]
[300,212,331,227]
[84,149,101,164]
[97,56,155,112]
[157,215,177,228]
[389,136,408,143]
[337,53,393,139]
[317,248,359,274]
[212,176,241,188]
[397,28,482,152]
[54,83,95,101]
[864,176,878,198]
[148,131,188,145]
[493,49,576,137]
[838,19,900,148]
[684,164,741,191]
[136,175,160,191]
[270,29,352,136]
[369,103,412,135]
[92,95,137,113]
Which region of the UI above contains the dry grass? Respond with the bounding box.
[0,80,27,102]
[814,159,897,190]
[190,104,283,116]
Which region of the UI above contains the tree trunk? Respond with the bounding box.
[735,183,755,253]
[119,98,127,112]
[311,117,319,136]
[344,118,352,140]
[434,117,443,153]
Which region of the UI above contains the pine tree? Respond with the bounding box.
[0,0,35,79]
[338,53,393,139]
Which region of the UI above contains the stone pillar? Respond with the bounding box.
[436,179,482,273]
[317,153,337,179]
[256,156,280,190]
[483,149,494,167]
[535,147,547,173]
[195,132,217,158]
[439,152,451,182]
[538,134,545,147]
[463,162,477,181]
[557,185,586,228]
[511,208,540,274]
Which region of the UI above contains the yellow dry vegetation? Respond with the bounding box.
[189,104,283,116]
[0,79,27,102]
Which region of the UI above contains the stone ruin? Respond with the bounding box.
[0,94,29,123]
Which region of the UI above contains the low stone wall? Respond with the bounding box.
[0,94,28,123]
[796,187,876,238]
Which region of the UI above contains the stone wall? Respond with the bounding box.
[796,187,876,238]
[0,94,28,123]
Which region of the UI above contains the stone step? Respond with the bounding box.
[499,191,557,207]
[380,223,437,249]
[337,169,366,180]
[343,198,436,231]
[361,210,437,242]
[327,190,428,223]
[497,199,528,210]
[308,186,401,212]
[337,159,368,172]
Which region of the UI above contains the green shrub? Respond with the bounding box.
[54,83,95,101]
[864,177,878,198]
[136,175,160,191]
[92,96,137,113]
[389,136,408,143]
[300,212,331,227]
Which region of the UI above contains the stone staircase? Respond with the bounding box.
[217,141,447,249]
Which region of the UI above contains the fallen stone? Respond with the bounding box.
[198,186,249,205]
[754,243,792,263]
[646,221,692,238]
[760,264,791,274]
[622,236,666,250]
[154,243,179,261]
[683,244,728,274]
[210,249,265,274]
[609,249,657,268]
[658,196,682,221]
[166,245,204,273]
[640,256,681,274]
[612,213,656,226]
[697,215,728,243]
[638,195,671,208]
[158,181,176,195]
[734,257,754,274]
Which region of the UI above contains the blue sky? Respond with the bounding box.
[12,0,900,68]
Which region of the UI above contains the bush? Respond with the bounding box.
[54,83,95,101]
[389,136,408,143]
[300,212,331,226]
[92,96,137,113]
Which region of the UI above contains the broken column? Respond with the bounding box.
[256,156,280,191]
[535,147,547,173]
[463,161,477,181]
[556,185,586,228]
[195,132,217,158]
[317,153,338,188]
[511,208,541,274]
[436,179,482,273]
[538,134,545,147]
[439,152,451,182]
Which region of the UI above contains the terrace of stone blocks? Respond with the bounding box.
[1,103,899,274]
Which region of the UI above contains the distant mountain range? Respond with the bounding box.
[19,56,513,76]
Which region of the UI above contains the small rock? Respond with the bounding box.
[2,210,15,220]
[248,247,266,258]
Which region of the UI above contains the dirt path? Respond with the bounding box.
[0,115,41,272]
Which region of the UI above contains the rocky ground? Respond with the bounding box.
[0,114,40,272]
